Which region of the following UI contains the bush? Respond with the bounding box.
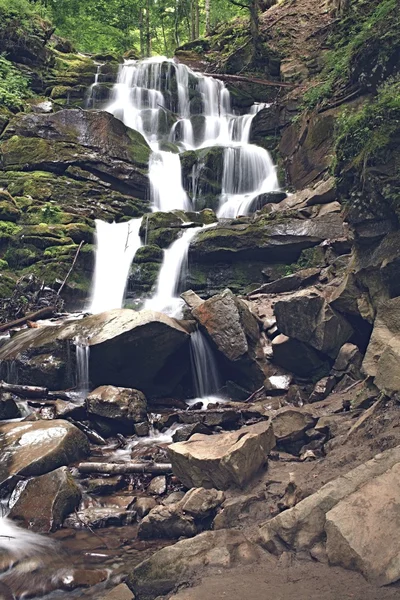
[0,55,31,110]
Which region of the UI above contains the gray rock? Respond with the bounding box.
[101,584,135,600]
[138,504,197,540]
[0,420,89,493]
[64,507,136,529]
[0,396,21,420]
[272,409,315,443]
[135,497,157,518]
[271,334,330,378]
[168,421,275,490]
[180,487,225,516]
[9,467,81,533]
[148,476,167,496]
[181,290,204,309]
[87,385,147,433]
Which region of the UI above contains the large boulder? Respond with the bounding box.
[0,309,190,397]
[271,334,330,378]
[168,421,275,490]
[362,297,400,393]
[258,445,400,554]
[86,385,147,434]
[0,110,150,199]
[274,289,353,359]
[0,420,89,493]
[192,289,264,389]
[127,529,261,599]
[325,462,400,586]
[8,467,81,533]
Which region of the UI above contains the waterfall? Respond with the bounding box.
[149,151,190,212]
[88,218,142,314]
[0,516,54,559]
[145,227,201,316]
[190,329,222,397]
[75,338,90,395]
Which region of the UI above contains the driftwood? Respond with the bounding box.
[78,462,173,475]
[244,385,264,403]
[0,306,56,333]
[57,241,84,296]
[202,72,294,88]
[0,381,48,399]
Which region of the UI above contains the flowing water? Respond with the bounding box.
[75,338,90,395]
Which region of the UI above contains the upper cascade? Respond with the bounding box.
[100,56,279,217]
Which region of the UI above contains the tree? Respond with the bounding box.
[228,0,260,57]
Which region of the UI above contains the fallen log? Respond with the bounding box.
[0,381,48,399]
[67,419,107,446]
[0,306,56,333]
[78,462,172,475]
[201,72,294,88]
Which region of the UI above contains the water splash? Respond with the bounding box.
[74,337,90,395]
[190,329,222,397]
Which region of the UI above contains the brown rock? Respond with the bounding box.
[87,385,147,433]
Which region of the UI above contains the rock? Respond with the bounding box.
[168,421,275,490]
[163,491,185,505]
[280,59,309,83]
[127,529,261,599]
[272,409,315,444]
[8,467,81,533]
[0,396,21,420]
[87,386,147,434]
[58,568,108,590]
[326,462,400,585]
[213,493,262,530]
[274,289,353,359]
[181,290,204,309]
[134,422,150,436]
[135,497,157,518]
[148,476,167,496]
[1,110,150,199]
[138,504,197,540]
[192,289,264,389]
[264,374,292,395]
[271,334,330,378]
[0,420,89,493]
[178,408,239,429]
[180,487,225,516]
[64,507,136,529]
[249,267,320,295]
[362,297,400,393]
[102,584,135,600]
[83,476,124,496]
[309,377,336,403]
[0,309,190,397]
[172,423,212,442]
[331,343,363,380]
[258,444,400,554]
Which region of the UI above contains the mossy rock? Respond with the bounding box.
[0,273,16,298]
[129,261,161,293]
[50,85,88,100]
[64,223,94,244]
[0,191,21,222]
[4,246,42,268]
[0,221,22,246]
[133,245,163,264]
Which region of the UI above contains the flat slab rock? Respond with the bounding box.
[168,421,275,490]
[0,420,89,493]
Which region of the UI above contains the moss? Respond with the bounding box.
[134,244,163,264]
[43,244,78,259]
[4,246,41,268]
[0,191,21,222]
[0,258,8,269]
[0,273,16,298]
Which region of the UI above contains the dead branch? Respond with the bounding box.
[0,306,56,333]
[78,462,172,475]
[57,241,84,296]
[200,72,294,88]
[0,381,48,399]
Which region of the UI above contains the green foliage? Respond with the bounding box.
[39,203,63,224]
[0,55,31,110]
[303,0,399,108]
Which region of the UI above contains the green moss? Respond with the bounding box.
[0,272,15,298]
[134,244,163,264]
[0,258,8,269]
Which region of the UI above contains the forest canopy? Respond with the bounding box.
[23,0,244,55]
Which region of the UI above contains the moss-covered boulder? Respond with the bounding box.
[0,190,20,222]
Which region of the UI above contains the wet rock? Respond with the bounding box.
[258,445,400,555]
[134,422,150,436]
[9,466,81,533]
[192,289,264,389]
[0,395,21,420]
[272,409,315,444]
[82,476,124,495]
[172,423,212,442]
[102,584,135,600]
[0,309,190,397]
[128,529,261,599]
[0,420,89,493]
[326,462,400,585]
[64,507,136,529]
[179,409,239,429]
[274,289,353,359]
[271,334,330,378]
[135,497,157,518]
[87,385,147,434]
[58,568,108,590]
[168,421,275,490]
[148,475,167,496]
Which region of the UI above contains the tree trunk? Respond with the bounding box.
[249,0,260,58]
[139,8,144,56]
[191,0,196,40]
[195,0,200,38]
[205,0,210,35]
[145,0,151,57]
[161,15,168,54]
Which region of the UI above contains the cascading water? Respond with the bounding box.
[74,337,90,395]
[187,328,223,408]
[88,218,142,313]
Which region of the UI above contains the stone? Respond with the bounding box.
[168,421,275,490]
[127,529,261,599]
[0,396,21,420]
[331,343,363,379]
[272,409,315,443]
[0,309,190,397]
[134,422,150,436]
[258,445,400,554]
[148,476,167,496]
[135,497,157,518]
[213,493,262,530]
[326,462,400,585]
[362,297,400,393]
[181,290,204,309]
[274,289,353,359]
[83,476,124,496]
[192,289,264,389]
[64,507,136,529]
[58,568,108,590]
[0,420,89,493]
[8,467,81,533]
[172,423,212,442]
[180,487,225,516]
[138,504,197,540]
[87,385,147,433]
[271,334,330,378]
[264,374,292,395]
[102,584,135,600]
[309,377,336,403]
[163,491,185,505]
[250,268,320,295]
